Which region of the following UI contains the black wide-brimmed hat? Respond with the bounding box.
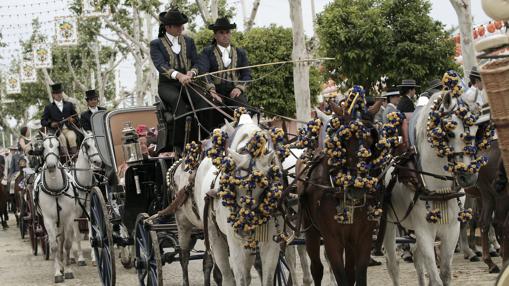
[470,66,481,79]
[397,79,420,88]
[208,17,236,31]
[159,8,188,26]
[51,83,63,93]
[85,89,98,101]
[426,79,442,91]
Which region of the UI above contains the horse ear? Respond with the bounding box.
[223,120,235,135]
[328,100,344,117]
[228,149,250,169]
[443,92,452,110]
[251,113,259,124]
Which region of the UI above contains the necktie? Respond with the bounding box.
[222,47,231,67]
[171,37,181,54]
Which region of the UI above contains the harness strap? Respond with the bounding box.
[56,197,61,228]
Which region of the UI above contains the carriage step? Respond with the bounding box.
[74,218,88,222]
[112,235,133,247]
[396,236,416,244]
[146,223,178,232]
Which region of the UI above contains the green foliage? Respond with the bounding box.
[317,0,457,92]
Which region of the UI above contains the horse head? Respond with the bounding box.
[422,70,492,188]
[41,133,60,172]
[80,131,102,170]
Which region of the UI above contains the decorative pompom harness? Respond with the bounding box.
[300,85,404,223]
[424,70,494,223]
[206,108,287,250]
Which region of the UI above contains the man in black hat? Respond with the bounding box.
[41,83,80,157]
[425,79,443,97]
[195,17,252,130]
[150,8,208,153]
[397,79,419,113]
[80,90,106,132]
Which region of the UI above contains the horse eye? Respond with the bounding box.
[447,132,455,138]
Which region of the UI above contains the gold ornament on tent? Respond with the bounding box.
[55,16,78,46]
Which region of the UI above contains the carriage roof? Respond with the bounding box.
[91,106,158,173]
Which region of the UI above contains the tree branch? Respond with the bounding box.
[41,68,54,102]
[244,0,261,32]
[65,50,88,91]
[103,17,150,54]
[195,0,211,24]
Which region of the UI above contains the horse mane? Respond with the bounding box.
[415,91,441,148]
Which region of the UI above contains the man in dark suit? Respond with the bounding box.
[150,8,208,153]
[41,83,80,157]
[195,17,252,130]
[397,79,419,113]
[80,90,106,132]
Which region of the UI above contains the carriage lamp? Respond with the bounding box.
[121,121,143,163]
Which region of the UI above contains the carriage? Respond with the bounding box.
[88,106,206,286]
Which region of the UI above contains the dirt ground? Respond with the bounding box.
[0,214,502,286]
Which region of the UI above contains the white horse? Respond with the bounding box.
[35,134,77,283]
[71,132,103,266]
[193,114,282,285]
[383,91,480,286]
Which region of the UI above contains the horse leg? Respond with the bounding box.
[480,197,500,273]
[176,214,193,286]
[503,212,509,265]
[412,242,426,286]
[259,238,281,285]
[202,251,215,286]
[459,222,479,261]
[208,219,235,286]
[345,242,355,286]
[72,221,86,266]
[305,227,323,285]
[438,224,459,286]
[488,225,500,256]
[46,222,64,283]
[63,225,75,279]
[297,244,313,286]
[383,223,399,286]
[353,229,374,286]
[285,245,298,285]
[227,236,254,286]
[324,239,347,285]
[414,229,442,286]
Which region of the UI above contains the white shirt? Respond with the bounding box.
[462,86,486,110]
[89,107,98,113]
[54,100,64,112]
[217,44,232,68]
[166,33,183,80]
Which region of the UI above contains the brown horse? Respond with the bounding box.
[296,114,383,285]
[474,140,509,272]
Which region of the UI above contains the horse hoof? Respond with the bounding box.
[469,256,480,262]
[70,258,76,264]
[54,275,64,283]
[78,260,87,266]
[91,261,97,267]
[490,251,499,257]
[475,251,482,257]
[372,250,384,257]
[490,265,501,273]
[64,272,74,279]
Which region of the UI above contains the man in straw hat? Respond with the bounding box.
[382,87,401,124]
[41,83,80,159]
[195,17,251,130]
[150,8,208,153]
[80,89,106,132]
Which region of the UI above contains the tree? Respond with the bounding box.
[289,0,312,123]
[449,0,477,80]
[317,0,457,92]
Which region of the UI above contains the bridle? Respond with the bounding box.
[42,135,60,164]
[80,136,101,168]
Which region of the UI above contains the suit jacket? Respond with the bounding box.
[150,35,199,83]
[195,45,251,93]
[80,107,107,131]
[41,101,79,131]
[397,95,415,113]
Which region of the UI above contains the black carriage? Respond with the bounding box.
[89,106,204,286]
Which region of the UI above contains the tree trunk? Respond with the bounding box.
[289,0,312,125]
[450,0,477,80]
[41,69,54,102]
[244,0,261,32]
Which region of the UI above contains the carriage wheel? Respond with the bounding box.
[90,187,116,286]
[134,213,163,286]
[25,190,38,256]
[274,252,292,286]
[18,191,27,239]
